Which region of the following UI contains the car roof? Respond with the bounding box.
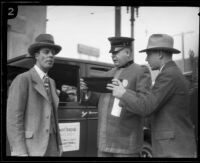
[7,54,114,69]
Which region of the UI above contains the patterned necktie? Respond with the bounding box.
[43,75,56,134]
[43,75,51,100]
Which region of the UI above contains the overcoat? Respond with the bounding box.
[89,63,151,154]
[120,61,197,157]
[7,67,62,156]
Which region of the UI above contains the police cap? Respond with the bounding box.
[108,36,134,53]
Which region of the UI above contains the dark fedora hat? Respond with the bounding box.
[139,34,180,54]
[108,36,134,53]
[28,34,62,56]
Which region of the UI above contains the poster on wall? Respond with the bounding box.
[59,122,80,152]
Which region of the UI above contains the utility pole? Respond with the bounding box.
[173,31,194,72]
[129,7,139,61]
[115,6,139,60]
[115,6,121,37]
[130,7,135,55]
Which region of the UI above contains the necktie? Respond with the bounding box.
[43,75,51,100]
[43,75,56,134]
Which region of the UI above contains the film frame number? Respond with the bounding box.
[8,7,15,16]
[7,6,18,19]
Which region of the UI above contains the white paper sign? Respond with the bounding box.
[111,98,122,117]
[59,122,80,152]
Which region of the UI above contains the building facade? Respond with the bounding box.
[7,6,47,59]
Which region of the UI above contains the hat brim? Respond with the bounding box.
[139,47,180,54]
[28,43,62,56]
[109,46,127,53]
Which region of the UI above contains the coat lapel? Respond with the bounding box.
[30,67,59,107]
[49,79,59,109]
[30,68,49,101]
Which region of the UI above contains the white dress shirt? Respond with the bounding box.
[34,65,47,81]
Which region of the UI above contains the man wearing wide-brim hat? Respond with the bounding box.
[108,34,197,157]
[7,34,63,156]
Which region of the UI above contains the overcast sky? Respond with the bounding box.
[47,6,199,64]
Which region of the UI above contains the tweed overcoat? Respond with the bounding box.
[89,63,151,154]
[120,61,197,157]
[7,67,62,156]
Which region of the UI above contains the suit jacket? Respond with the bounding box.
[90,63,152,154]
[7,67,62,156]
[121,61,196,157]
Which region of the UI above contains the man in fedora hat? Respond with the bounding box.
[107,34,197,157]
[7,34,63,156]
[80,36,152,157]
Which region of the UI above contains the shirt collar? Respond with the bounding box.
[34,65,47,80]
[159,64,165,73]
[118,60,133,69]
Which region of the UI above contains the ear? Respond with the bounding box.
[35,52,39,59]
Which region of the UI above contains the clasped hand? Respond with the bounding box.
[107,79,126,98]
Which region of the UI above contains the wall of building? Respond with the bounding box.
[7,6,47,59]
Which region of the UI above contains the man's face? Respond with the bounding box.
[61,85,69,92]
[111,47,130,68]
[145,51,161,70]
[68,93,75,101]
[35,47,55,72]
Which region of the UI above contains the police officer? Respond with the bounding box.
[80,36,152,157]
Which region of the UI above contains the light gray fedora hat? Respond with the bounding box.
[139,34,180,54]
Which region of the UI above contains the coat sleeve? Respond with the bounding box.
[119,65,152,116]
[7,74,29,156]
[120,70,176,116]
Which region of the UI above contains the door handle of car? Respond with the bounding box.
[88,111,98,115]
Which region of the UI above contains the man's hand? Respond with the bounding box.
[106,78,126,98]
[80,78,88,92]
[80,78,91,101]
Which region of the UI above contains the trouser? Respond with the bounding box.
[98,150,140,157]
[44,131,59,156]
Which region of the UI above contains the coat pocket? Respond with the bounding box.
[155,131,175,140]
[25,131,34,139]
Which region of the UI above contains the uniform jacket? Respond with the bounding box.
[7,67,62,156]
[121,61,196,157]
[89,63,151,154]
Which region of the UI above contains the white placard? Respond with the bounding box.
[111,98,122,117]
[59,122,80,152]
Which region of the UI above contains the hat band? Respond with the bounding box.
[37,39,54,44]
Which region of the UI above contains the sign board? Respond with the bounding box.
[77,43,100,57]
[59,122,80,152]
